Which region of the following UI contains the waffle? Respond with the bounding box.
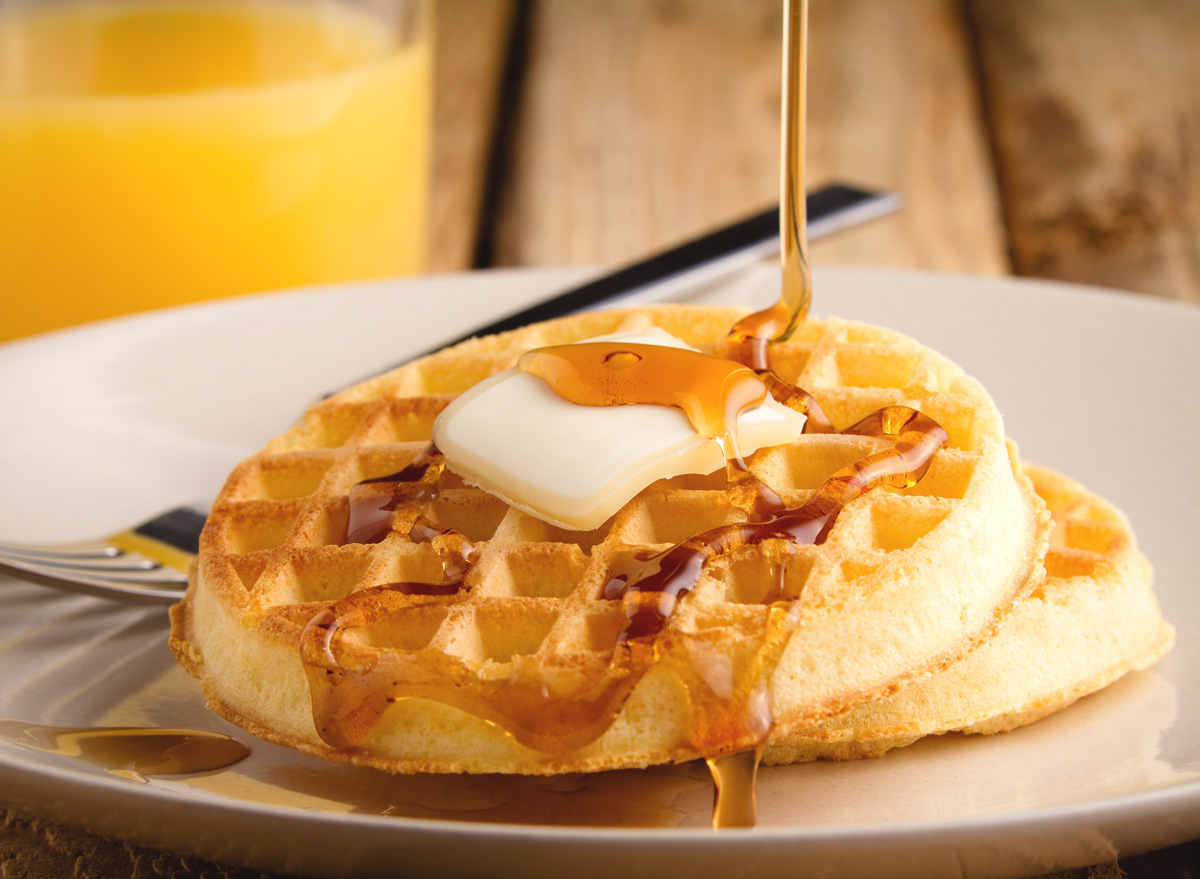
[169,306,1049,774]
[763,464,1172,763]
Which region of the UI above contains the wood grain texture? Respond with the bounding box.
[494,0,782,268]
[0,807,277,879]
[427,0,518,272]
[492,0,1007,276]
[969,0,1200,302]
[807,0,1008,274]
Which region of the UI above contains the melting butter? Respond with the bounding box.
[433,329,806,531]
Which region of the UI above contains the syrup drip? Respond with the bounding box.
[301,0,940,831]
[346,444,444,545]
[344,443,478,595]
[0,719,249,783]
[707,749,762,829]
[307,393,945,760]
[760,370,835,434]
[725,0,811,373]
[520,340,781,510]
[519,342,767,455]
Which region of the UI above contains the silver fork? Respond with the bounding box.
[0,186,900,604]
[0,506,205,603]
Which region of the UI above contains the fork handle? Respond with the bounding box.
[129,506,208,555]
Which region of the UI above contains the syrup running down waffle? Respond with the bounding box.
[170,306,1049,774]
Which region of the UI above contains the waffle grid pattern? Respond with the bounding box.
[179,307,1047,772]
[764,464,1171,763]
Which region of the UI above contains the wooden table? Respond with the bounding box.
[4,1,1198,876]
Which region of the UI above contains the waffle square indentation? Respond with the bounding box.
[308,503,351,548]
[721,550,816,605]
[499,546,588,598]
[229,555,269,593]
[621,491,732,545]
[374,544,453,588]
[465,602,559,663]
[768,434,878,490]
[366,605,451,652]
[834,345,922,390]
[867,498,951,552]
[1061,519,1121,554]
[350,445,430,485]
[507,514,611,555]
[839,559,883,583]
[1044,549,1100,580]
[910,397,986,452]
[766,347,813,385]
[377,398,450,443]
[290,549,374,603]
[298,404,371,449]
[230,504,300,554]
[412,354,508,395]
[582,608,625,654]
[258,454,337,501]
[428,490,508,543]
[901,450,974,499]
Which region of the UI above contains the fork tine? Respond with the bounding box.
[0,541,122,560]
[0,504,205,602]
[0,555,187,585]
[0,546,159,571]
[0,558,185,604]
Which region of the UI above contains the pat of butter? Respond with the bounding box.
[432,329,806,531]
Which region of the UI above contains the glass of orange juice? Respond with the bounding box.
[0,0,431,342]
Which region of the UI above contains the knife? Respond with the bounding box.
[398,182,899,367]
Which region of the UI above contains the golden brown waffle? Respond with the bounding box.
[764,464,1173,763]
[170,306,1049,774]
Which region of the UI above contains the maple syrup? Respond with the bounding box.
[519,342,767,455]
[311,0,947,831]
[0,718,249,782]
[316,391,945,771]
[92,663,705,828]
[707,749,761,829]
[346,443,445,545]
[520,340,783,513]
[725,0,811,373]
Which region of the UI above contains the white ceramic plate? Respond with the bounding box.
[1,267,1198,879]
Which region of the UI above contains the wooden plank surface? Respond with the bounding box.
[492,0,1008,277]
[426,0,517,272]
[807,0,1008,274]
[969,0,1200,303]
[493,0,782,267]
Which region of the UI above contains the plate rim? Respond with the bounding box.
[2,265,1198,877]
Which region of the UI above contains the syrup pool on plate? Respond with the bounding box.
[0,0,431,342]
[0,718,249,783]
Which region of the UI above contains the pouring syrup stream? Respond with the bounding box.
[726,0,810,374]
[307,0,945,831]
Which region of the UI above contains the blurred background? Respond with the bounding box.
[432,0,1199,305]
[3,0,1197,343]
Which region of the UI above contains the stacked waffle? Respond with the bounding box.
[170,306,1168,774]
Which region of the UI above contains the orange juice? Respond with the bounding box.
[0,0,431,342]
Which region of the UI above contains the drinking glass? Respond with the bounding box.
[0,0,432,342]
